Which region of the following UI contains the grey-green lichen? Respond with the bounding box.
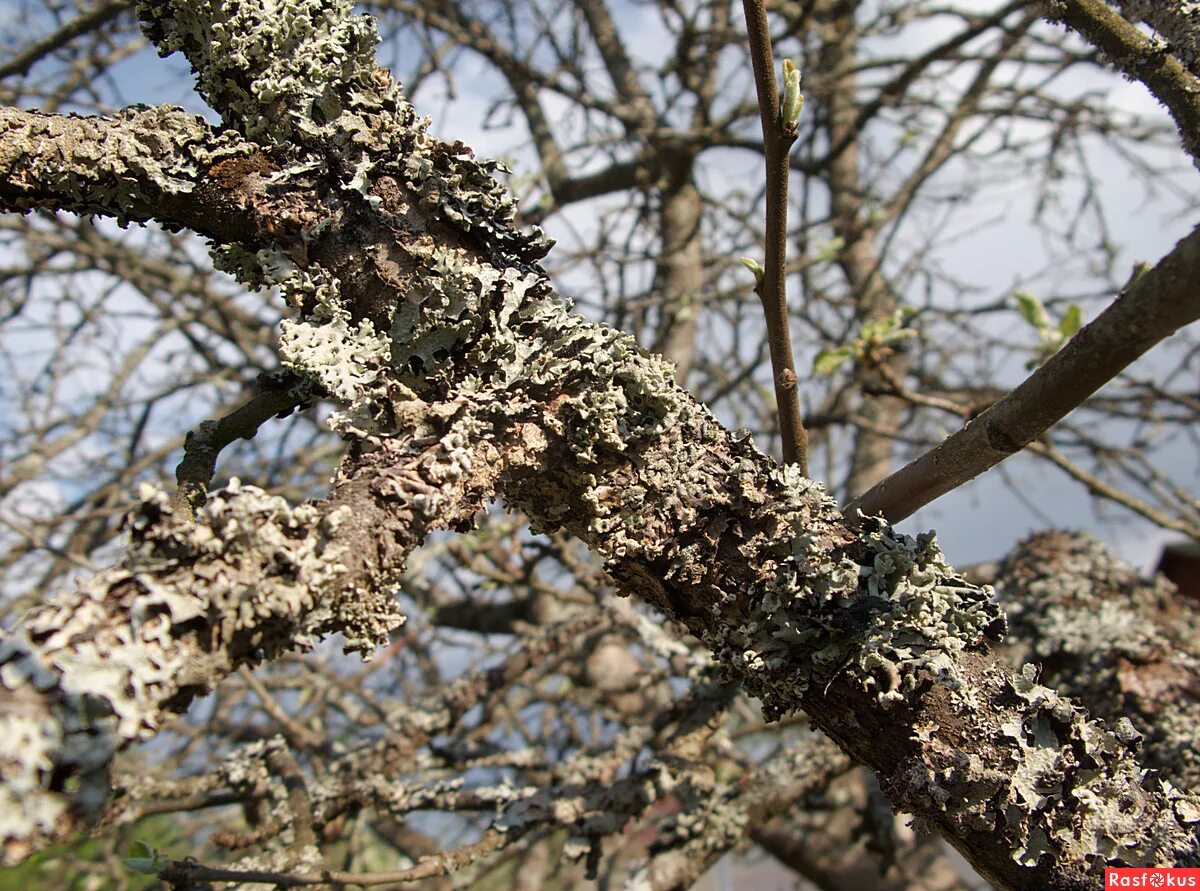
[996,530,1200,791]
[0,105,253,225]
[12,0,1189,880]
[728,520,1004,718]
[135,0,555,444]
[470,300,1200,880]
[905,661,1200,872]
[0,480,404,863]
[138,0,551,265]
[138,0,382,145]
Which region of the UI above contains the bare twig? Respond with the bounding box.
[848,222,1200,523]
[0,0,130,81]
[741,0,809,474]
[174,372,316,514]
[1026,440,1200,540]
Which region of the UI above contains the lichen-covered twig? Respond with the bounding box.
[629,734,853,890]
[740,0,809,474]
[0,418,508,861]
[848,222,1200,523]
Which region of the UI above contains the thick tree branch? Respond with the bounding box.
[0,1,1196,885]
[996,531,1200,791]
[1042,0,1200,167]
[0,105,261,237]
[848,224,1200,523]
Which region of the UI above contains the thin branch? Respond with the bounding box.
[1112,0,1200,80]
[741,0,809,474]
[848,222,1200,523]
[174,372,316,514]
[158,830,508,887]
[1026,440,1200,540]
[0,0,130,80]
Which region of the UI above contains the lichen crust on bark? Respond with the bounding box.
[0,481,402,861]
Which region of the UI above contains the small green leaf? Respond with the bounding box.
[879,327,917,346]
[1015,291,1051,332]
[813,346,853,375]
[739,256,764,288]
[123,842,164,875]
[124,858,160,876]
[1058,304,1082,338]
[813,236,844,263]
[780,59,804,132]
[859,318,884,341]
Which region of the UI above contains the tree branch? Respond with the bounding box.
[0,0,131,81]
[174,372,317,514]
[0,1,1196,884]
[1042,0,1200,167]
[0,420,508,860]
[1112,1,1200,81]
[847,223,1200,523]
[741,0,809,473]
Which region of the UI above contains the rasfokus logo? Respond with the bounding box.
[1106,868,1200,888]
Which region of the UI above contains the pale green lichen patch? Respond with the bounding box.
[720,515,1004,720]
[279,299,388,406]
[891,657,1200,874]
[390,245,503,388]
[0,105,252,224]
[997,531,1200,792]
[138,0,551,265]
[996,667,1200,868]
[0,480,406,861]
[138,0,381,144]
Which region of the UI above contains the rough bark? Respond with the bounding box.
[996,531,1200,792]
[1043,0,1200,167]
[1113,0,1200,79]
[0,415,511,861]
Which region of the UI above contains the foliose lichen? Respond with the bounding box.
[997,530,1200,790]
[0,480,406,862]
[0,105,253,224]
[137,0,552,266]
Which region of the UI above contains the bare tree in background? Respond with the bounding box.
[0,1,1198,889]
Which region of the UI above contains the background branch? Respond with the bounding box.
[849,222,1200,523]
